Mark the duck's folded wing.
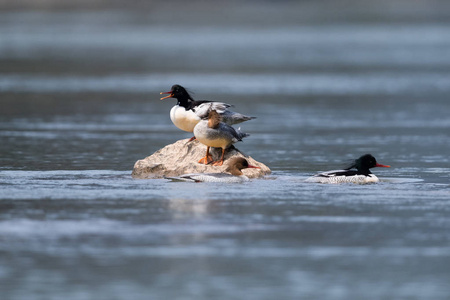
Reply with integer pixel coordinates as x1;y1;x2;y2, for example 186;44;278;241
314;169;358;178
164;175;199;182
193;102;233;119
305;169;361;183
165;173;244;183
220;110;256;125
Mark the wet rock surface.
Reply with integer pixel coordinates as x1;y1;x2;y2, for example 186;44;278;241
132;139;271;179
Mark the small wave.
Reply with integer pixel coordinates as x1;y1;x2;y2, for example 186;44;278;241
1;72;450;95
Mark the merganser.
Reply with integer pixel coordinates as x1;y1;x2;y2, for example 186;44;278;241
160;84;255;135
305;154;390;184
194;110;249;166
165;157;260;183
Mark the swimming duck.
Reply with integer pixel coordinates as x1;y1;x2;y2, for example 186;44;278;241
305;154;390;184
165;157;259;183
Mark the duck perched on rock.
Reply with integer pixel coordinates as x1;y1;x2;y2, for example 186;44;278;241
160;84;255;139
194;110;249;166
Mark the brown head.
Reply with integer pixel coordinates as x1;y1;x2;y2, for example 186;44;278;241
207;110;221;129
225;157;260;176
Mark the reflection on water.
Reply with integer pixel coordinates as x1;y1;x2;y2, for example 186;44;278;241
169;198;212;219
1;4;450;300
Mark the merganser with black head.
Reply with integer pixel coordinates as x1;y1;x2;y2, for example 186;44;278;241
160;84;255;136
194;110;249;166
165;157;260;183
305;154;390;184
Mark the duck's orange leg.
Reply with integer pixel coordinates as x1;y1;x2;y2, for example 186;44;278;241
212;148;225;166
198;146;213;164
187;136;196;142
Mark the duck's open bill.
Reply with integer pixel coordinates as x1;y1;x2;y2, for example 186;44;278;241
160;91;173;100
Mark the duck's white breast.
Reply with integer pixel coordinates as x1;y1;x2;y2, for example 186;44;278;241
193;121;232;149
170;105;201;133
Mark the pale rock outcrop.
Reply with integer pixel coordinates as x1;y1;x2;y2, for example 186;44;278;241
132;139;271;179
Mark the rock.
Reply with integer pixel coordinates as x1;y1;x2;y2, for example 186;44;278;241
132;139;271;179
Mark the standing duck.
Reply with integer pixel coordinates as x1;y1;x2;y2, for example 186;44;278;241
165;157;260;183
160;84;255;137
194;110;249;166
305;154;390;184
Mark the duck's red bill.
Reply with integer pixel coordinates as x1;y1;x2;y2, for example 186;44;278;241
247;165;260;169
375;163;390;168
159;91;173;100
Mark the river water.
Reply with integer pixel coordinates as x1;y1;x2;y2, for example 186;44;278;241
1;4;450;300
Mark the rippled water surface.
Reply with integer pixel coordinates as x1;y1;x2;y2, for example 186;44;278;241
1;4;450;300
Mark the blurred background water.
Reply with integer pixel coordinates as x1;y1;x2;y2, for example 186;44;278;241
0;1;449;299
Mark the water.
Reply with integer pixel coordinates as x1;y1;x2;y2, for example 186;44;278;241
1;3;450;300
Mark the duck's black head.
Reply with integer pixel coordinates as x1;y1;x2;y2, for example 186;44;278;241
348;154;390;172
160;84;194;105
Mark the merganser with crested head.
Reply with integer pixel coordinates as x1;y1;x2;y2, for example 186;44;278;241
160;84;255;136
305;154;390;184
194;110;249;166
165;157;260;183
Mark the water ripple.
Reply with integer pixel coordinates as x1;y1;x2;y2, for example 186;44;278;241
1;72;450;95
